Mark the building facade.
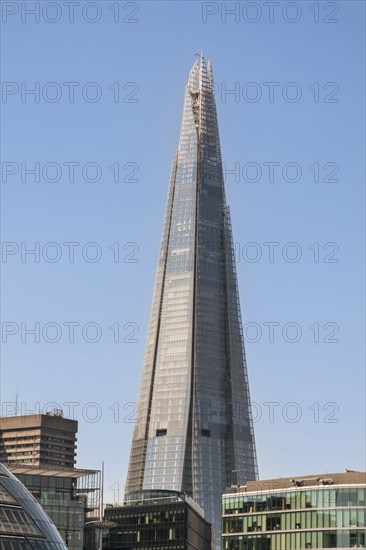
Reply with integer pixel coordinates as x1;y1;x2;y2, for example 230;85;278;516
125;53;258;548
222;471;366;549
103;489;211;549
0;412;100;549
8;465;101;550
0;412;77;468
0;461;67;549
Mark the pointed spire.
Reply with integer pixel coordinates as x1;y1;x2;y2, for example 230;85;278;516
199;51;205;70
199;51;207;93
207;59;214;87
125;55;258;549
188;55;199;94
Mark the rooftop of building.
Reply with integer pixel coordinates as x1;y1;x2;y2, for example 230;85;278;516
0;411;78;430
5;463;98;478
224;471;366;496
105;489;206;519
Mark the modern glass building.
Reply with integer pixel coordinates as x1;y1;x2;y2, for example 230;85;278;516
9;465;101;550
125;54;258;548
103;489;211;549
222;471;366;549
0;461;67;549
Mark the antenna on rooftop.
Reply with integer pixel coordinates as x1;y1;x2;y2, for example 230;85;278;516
15;390;19;415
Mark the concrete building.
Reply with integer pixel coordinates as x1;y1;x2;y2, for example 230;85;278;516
0;412;100;549
222;471;366;549
0;411;77;468
103;489;212;549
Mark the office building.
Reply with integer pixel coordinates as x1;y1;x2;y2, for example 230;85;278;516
0;411;77;469
104;489;211;549
0;412;100;549
9;464;101;550
222;471;366;549
0;461;67;549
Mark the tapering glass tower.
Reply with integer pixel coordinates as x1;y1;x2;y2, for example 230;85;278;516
125;54;258;548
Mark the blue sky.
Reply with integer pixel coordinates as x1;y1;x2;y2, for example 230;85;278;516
1;1;365;500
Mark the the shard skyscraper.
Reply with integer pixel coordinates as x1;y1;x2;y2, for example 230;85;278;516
125;54;258;548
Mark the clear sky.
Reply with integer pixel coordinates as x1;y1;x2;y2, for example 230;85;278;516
1;1;365;501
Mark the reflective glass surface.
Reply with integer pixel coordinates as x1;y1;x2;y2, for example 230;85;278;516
126;55;258;548
15;473;84;550
0;463;67;549
105;491;211;549
222;486;366;549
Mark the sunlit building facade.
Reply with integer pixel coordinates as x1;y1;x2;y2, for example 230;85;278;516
0;413;100;549
125;54;258;548
0;412;77;469
222;471;366;549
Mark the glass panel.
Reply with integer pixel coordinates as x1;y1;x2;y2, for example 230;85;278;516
125;55;258;548
0;507;42;536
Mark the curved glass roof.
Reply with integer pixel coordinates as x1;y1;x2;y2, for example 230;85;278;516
0;462;67;549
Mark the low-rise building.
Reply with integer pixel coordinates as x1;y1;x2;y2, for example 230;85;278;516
104;489;212;549
222;471;366;549
0;462;68;549
0;412;100;549
8;464;100;550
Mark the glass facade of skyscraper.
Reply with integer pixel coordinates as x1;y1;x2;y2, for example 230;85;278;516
125;54;258;548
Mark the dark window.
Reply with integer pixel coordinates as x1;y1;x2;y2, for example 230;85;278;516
201;429;211;437
156;429;167;437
